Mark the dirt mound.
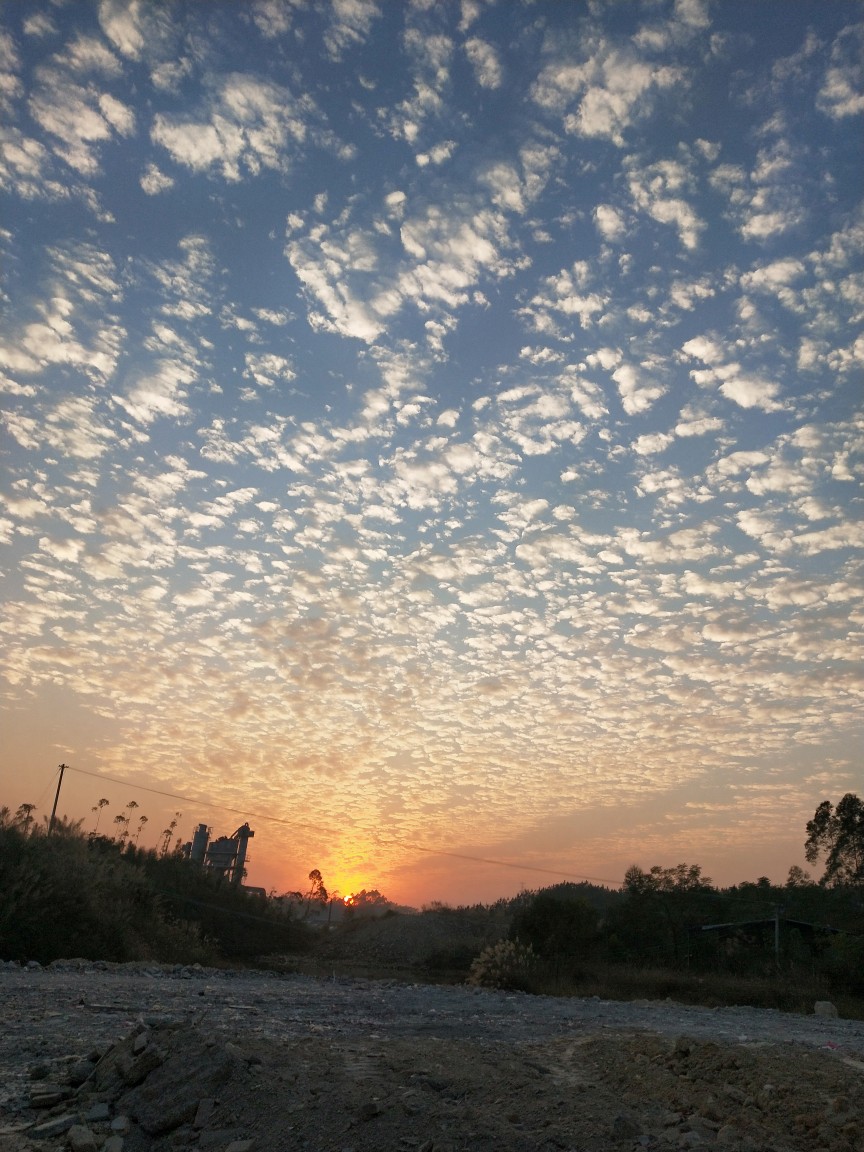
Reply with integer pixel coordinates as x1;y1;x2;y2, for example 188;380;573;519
7;1015;864;1152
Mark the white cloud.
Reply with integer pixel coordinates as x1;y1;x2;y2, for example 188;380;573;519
522;262;607;333
817;23;864;119
0;128;61;200
718;375;781;411
612;363;666;415
116;359;196;425
250;0;302;39
668;277;715;311
140;162;174;195
709;137;804;242
633;432;674;455
416;139;457;167
674;415;724;437
244;352;296;389
0;243;123;383
324;0;382;61
618;524;720;565
681;337;782;411
593;203;626;241
627;157;704;249
58;35;122;76
23;13;57;38
532;43;683;146
98;92;135;135
464;37;502;89
477;161;525;213
29;72;133;174
287;234;385;342
383;200;520;322
152;74;317;181
98;0;148;59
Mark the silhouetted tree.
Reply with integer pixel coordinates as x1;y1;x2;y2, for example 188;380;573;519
160;812;181;856
615;863;716;967
91;798;109;835
134;814;148;845
786;864;813;888
344;889;389;916
805;794;864;886
509;890;599;971
303;869;328;917
14;804;36;835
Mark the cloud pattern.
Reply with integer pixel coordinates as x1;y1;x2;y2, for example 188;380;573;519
1;1;862;900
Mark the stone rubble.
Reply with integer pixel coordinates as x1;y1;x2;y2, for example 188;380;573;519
0;961;862;1152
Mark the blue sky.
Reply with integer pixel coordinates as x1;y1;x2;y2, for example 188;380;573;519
1;0;862;903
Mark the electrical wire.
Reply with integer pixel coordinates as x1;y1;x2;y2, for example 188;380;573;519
61;763;623;886
53;765;794;906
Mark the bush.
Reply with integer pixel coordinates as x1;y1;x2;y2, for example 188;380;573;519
467;939;536;990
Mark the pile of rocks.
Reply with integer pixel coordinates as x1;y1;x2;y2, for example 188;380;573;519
9;1022;258;1152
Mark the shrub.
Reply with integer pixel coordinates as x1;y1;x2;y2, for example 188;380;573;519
467;939;536;990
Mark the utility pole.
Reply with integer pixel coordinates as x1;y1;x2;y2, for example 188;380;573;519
48;763;68;836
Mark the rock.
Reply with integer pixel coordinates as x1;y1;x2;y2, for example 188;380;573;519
85;1101;112;1123
102;1139;125;1152
225;1142;255;1152
193;1097;216;1129
118;1044;163;1086
28;1113;78;1139
68;1124;98;1152
814;1000;839;1018
117;1031;237;1135
68;1059;97;1086
29;1083;72;1107
111;1115;132;1134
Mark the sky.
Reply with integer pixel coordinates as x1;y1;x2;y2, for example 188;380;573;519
0;0;862;907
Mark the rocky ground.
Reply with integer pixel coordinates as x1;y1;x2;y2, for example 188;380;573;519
1;961;863;1152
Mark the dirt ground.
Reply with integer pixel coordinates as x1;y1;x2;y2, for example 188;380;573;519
2;963;863;1152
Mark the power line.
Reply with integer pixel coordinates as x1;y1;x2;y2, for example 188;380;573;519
381;837;619;884
61;764;623;886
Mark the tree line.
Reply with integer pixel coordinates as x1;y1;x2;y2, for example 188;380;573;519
482;794;864;992
1;792;861;991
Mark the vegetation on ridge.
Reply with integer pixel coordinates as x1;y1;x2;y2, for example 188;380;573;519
0;794;861;1017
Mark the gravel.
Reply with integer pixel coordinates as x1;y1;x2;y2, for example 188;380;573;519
2;961;863;1151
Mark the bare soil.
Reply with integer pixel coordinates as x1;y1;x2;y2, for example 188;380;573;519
1;962;863;1152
